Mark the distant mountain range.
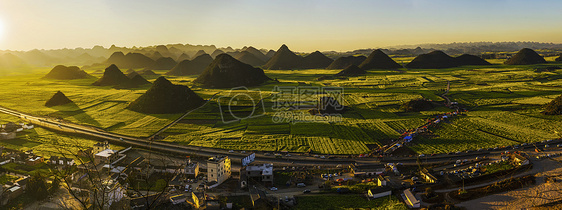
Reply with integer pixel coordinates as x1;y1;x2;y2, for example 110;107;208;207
1;41;561;70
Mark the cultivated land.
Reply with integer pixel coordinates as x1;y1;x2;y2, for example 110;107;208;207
0;58;561;156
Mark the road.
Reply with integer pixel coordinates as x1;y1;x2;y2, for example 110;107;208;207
0;106;355;166
1;104;560;167
148;93;219;140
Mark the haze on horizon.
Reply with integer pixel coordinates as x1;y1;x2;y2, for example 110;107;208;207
0;0;561;52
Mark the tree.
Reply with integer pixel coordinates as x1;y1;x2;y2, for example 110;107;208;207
49;177;61;194
27;173;49;200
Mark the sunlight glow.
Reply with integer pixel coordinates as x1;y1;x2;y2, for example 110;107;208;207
0;19;4;42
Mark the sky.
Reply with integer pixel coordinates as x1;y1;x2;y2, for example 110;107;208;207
0;0;561;52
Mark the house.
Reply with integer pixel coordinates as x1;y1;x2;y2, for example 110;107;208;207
91;179;125;209
512;154;529;166
206;199;221;210
93;141;110;155
167;174;186;191
190;192;201;209
77;148;93;158
129;193;166;210
22;124;34;130
368;186;392;199
119;156;154;180
403;189;420;208
249;186;271;210
169;194;187;205
50;156;75;168
94;149;117;165
1;185;23;205
377;175;387;186
350;164;386;177
15;177;29;190
207;156;231;186
243;163;274;184
27;156;43;166
420;168;438;183
1;122;19;132
0;131;16;140
185;160;199;178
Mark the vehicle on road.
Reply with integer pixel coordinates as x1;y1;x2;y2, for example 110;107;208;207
297;183;306;188
270;187;278;191
303;189;311;193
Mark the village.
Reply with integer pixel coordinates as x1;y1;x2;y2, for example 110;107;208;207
0;120;561;209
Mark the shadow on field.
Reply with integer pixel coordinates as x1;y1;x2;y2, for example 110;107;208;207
49;102;102;127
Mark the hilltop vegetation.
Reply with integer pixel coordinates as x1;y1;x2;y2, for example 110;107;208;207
166;54;213;76
264;44;303;70
45;91;73;107
43;65;91;80
504;48;547;65
359;49;402;70
406;51;491;69
327;55;366;69
92;64;150;88
543;94;562;115
127;77;205;114
194;54;271;88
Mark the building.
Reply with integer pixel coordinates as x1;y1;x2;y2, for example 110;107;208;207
77;148;93;158
185;160;199;178
1;122;19;132
420;168;438;183
377;175;387;186
15;177;28;190
1;185;23;205
403;189;420;208
249;186;270;210
93;141;110;155
27;156;43;166
169;194;187;205
92;179;125;209
368;186;392;199
94;149;117;165
0;131;16;140
130;194;166;210
512;154;530;166
244;163;274;183
50;156;75;168
350;164;386;177
207;156;231;186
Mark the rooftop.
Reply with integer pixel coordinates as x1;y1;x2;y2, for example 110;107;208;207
95;149;117;158
208;156;229;163
246;164;273;175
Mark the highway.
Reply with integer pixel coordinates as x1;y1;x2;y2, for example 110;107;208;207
0;106;355;166
1;104;560;167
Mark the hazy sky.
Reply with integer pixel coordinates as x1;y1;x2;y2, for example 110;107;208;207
0;0;561;52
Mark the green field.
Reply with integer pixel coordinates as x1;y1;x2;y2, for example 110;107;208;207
0;62;561;155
